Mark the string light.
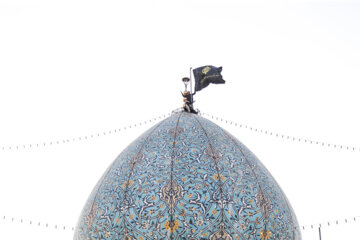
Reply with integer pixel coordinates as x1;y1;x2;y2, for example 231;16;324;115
1;215;74;231
300;216;360;230
0;112;172;151
1;212;358;234
200;112;360;152
2;111;358;153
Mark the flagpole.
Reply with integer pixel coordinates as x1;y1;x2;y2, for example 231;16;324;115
189;67;193;93
189;67;193;104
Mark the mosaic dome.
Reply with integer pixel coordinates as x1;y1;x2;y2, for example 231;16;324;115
74;112;301;240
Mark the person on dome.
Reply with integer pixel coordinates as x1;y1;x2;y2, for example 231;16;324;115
181;77;197;114
182;90;197;113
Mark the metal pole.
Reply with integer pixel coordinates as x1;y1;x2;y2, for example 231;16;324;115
189;67;193;93
189;67;193;103
318;227;322;240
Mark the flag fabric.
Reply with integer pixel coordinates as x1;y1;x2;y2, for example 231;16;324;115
193;65;225;92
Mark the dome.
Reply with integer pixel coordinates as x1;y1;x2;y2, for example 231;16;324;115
74;112;301;240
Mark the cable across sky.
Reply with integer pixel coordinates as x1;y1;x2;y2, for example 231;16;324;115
1;112;359;153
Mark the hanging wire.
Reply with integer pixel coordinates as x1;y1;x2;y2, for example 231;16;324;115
0;113;172;151
1;214;74;231
2;111;359;153
200;112;360;152
1;212;359;234
300;215;360;231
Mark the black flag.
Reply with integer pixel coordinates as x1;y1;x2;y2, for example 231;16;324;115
193;65;225;92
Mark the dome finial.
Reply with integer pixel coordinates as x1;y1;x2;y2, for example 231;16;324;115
181;66;225;114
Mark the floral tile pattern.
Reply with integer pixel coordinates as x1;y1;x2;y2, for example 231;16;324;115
74;112;301;240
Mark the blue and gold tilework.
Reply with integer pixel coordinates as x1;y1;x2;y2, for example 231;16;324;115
74;112;301;240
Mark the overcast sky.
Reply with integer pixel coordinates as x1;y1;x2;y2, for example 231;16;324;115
1;0;360;239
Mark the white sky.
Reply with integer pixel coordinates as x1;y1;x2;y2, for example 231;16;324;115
1;0;360;239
